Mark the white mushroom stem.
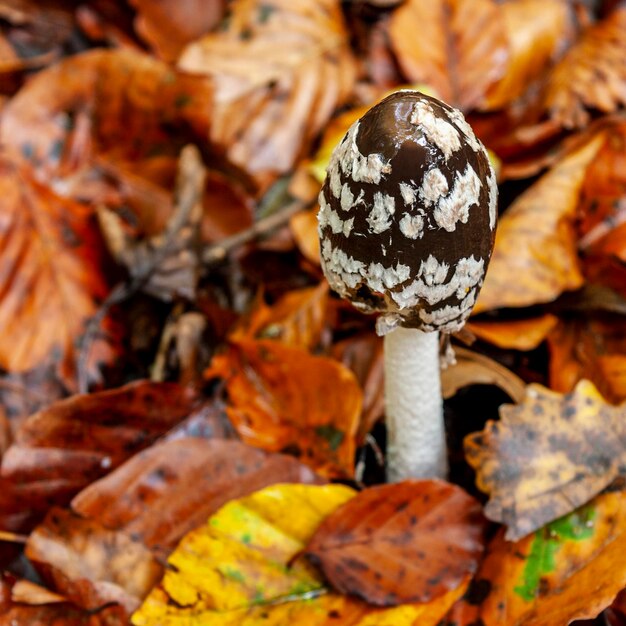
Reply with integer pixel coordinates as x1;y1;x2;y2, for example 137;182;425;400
384;326;447;482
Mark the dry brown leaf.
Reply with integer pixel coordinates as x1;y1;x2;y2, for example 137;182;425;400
475;133;605;313
178;0;357;192
544;5;626;128
441;347;526;402
467;315;559;351
465;380;626;540
483;0;575;110
130;0;225;62
387;0;508;110
205;338;361;478
0;156;110;375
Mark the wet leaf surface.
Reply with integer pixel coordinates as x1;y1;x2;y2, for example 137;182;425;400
465;380;626;540
305;480;487;605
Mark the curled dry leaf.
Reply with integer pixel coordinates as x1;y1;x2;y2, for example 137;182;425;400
133;483;466;626
72;438;322;559
0;156;110;376
483;0;575;110
465;380;626;540
178;0;357;191
441;346;526;403
387;0;508;110
305;480;487;606
0;381;197;533
25;508;162;617
475;133;605;314
205;338;361;478
544;5;626;128
130;0;225;62
231;283;330;350
444;492;626;626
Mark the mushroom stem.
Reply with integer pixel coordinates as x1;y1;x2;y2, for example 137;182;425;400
384;327;447;481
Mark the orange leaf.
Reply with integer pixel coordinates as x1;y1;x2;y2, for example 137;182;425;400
178;0;357;192
465;380;626;540
305;480;487;605
387;0;508;110
205;339;361;478
467;315;559;351
290;208;321;265
0;157;109;374
475;133;604;313
544;6;626;128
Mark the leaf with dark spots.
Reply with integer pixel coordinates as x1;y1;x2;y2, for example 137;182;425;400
72;438;322;559
304;480;487;606
0;381;197;533
465;380;626;540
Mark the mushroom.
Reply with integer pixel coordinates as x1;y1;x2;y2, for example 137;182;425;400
318;91;497;481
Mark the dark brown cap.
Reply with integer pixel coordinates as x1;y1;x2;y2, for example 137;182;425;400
318;90;497;335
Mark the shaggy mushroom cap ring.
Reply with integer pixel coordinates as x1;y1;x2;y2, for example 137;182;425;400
318;91;497;337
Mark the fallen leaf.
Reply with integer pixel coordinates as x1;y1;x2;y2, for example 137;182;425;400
444;491;626;625
132;483;466;626
130;0;225;62
0;156;110;376
475;132;605;313
289;208;321;265
231;283;330;350
465;379;626;540
0;381;197;532
305;480;486;606
547;317;626;404
10;579;66;605
483;0;575;110
72;438;322;559
441;346;526;403
178;0;357;192
26;508;162;616
544;5;626;128
467;315;559;351
387;0;508;109
205;338;361;477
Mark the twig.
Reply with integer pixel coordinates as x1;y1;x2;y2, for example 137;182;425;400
76;146;206;394
0;530;28;544
202;199;305;266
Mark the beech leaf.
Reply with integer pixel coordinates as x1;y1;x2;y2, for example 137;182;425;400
465;379;626;540
304;480;487;606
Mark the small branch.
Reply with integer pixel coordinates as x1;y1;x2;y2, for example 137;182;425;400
0;530;28;544
202;200;305;266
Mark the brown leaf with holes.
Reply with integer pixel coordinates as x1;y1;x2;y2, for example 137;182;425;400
475;132;605;313
544;6;626;129
72;438;322;559
387;0;508;110
178;0;357;192
483;0;575;110
0;381;197;533
305;480;487;606
0;156;111;376
130;0;225;62
547;317;626;404
25;508;162;617
205;338;361;477
465;380;626;540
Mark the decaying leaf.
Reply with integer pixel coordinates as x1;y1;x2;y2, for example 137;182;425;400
289;208;321;265
132;483;467;626
0;381;197;532
544;5;626;128
305;480;487;606
387;0;508;110
72;438;322;558
475;133;605;313
465;379;626;540
25;508;162;616
467;315;559;351
178;0;357;191
205;338;361;477
441;347;526;403
444;491;626;625
0;156;110;375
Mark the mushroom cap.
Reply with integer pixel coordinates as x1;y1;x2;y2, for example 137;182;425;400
318;90;497;335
